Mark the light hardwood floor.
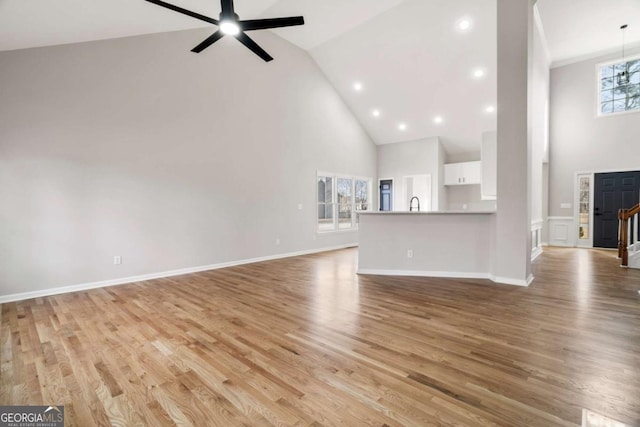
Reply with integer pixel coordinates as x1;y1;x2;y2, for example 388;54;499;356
1;247;640;426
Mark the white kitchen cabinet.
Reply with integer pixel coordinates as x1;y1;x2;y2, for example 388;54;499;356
481;131;497;200
444;161;481;186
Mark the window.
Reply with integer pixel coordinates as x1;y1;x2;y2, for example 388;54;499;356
598;56;640;116
578;176;590;240
317;173;371;232
317;176;334;232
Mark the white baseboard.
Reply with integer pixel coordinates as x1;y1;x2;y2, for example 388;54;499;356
357;268;532;287
489;274;533;287
0;244;357;304
357;269;491;280
531;246;543;261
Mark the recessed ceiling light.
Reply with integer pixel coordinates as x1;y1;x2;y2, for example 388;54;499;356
220;20;240;36
433;116;444;124
485;105;495;113
372;109;381;117
398;122;407;131
457;18;472;32
473;68;485;79
353;82;363;91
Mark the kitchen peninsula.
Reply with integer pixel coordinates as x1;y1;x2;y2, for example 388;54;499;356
358;210;496;280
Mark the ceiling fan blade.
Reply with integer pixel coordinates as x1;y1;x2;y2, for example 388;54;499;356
145;0;218;25
191;31;225;53
220;0;235;17
235;32;273;62
240;16;305;31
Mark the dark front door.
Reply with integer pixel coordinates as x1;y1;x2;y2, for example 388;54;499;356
593;171;640;248
379;180;393;211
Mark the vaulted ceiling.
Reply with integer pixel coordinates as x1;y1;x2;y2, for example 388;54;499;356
1;0;639;153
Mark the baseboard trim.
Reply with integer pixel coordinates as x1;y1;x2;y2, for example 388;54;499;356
0;244;357;304
357;268;532;287
531;246;543;262
358;269;491;280
489;274;533;287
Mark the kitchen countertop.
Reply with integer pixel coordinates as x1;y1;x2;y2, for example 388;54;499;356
357;210;496;215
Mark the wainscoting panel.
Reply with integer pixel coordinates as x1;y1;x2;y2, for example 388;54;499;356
547;217;576;247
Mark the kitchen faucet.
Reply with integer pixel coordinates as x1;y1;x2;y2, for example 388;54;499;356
409;196;420;212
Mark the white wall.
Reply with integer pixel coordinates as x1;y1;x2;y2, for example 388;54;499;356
447;185;496;211
377;137;445;211
0;29;377;298
549;46;640;218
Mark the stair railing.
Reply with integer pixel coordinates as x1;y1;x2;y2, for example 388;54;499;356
618;203;640;266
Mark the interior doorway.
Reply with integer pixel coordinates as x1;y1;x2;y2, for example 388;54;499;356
379;179;393;211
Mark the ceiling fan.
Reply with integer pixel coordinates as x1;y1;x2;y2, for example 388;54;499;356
145;0;305;62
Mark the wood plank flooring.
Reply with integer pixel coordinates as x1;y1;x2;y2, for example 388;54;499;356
1;247;640;426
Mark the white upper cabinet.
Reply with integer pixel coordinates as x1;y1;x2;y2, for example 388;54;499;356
444;161;481;186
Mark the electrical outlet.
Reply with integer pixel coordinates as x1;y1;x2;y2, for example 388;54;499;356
297;204;303;210
407;249;413;259
113;256;122;265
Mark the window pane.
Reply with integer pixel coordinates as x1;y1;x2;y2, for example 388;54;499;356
615;72;629;87
600;65;614;78
613;86;627;100
601;77;614;90
614;63;626;74
613;99;626;112
579;226;589;239
317;203;334;231
338;206;352;229
600;89;613;102
580;177;589;191
630;72;640;85
629;60;640;74
336;178;353;229
355;180;369;211
628;83;640;98
317;176;332;203
337;178;352;205
627;96;640;110
601;102;613;114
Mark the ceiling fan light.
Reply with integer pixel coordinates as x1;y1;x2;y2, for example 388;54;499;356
220;20;240;35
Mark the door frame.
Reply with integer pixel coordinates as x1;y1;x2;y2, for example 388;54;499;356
573;168;640;249
378;177;394;212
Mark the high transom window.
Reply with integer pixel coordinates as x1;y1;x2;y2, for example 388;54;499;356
598;56;640;116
